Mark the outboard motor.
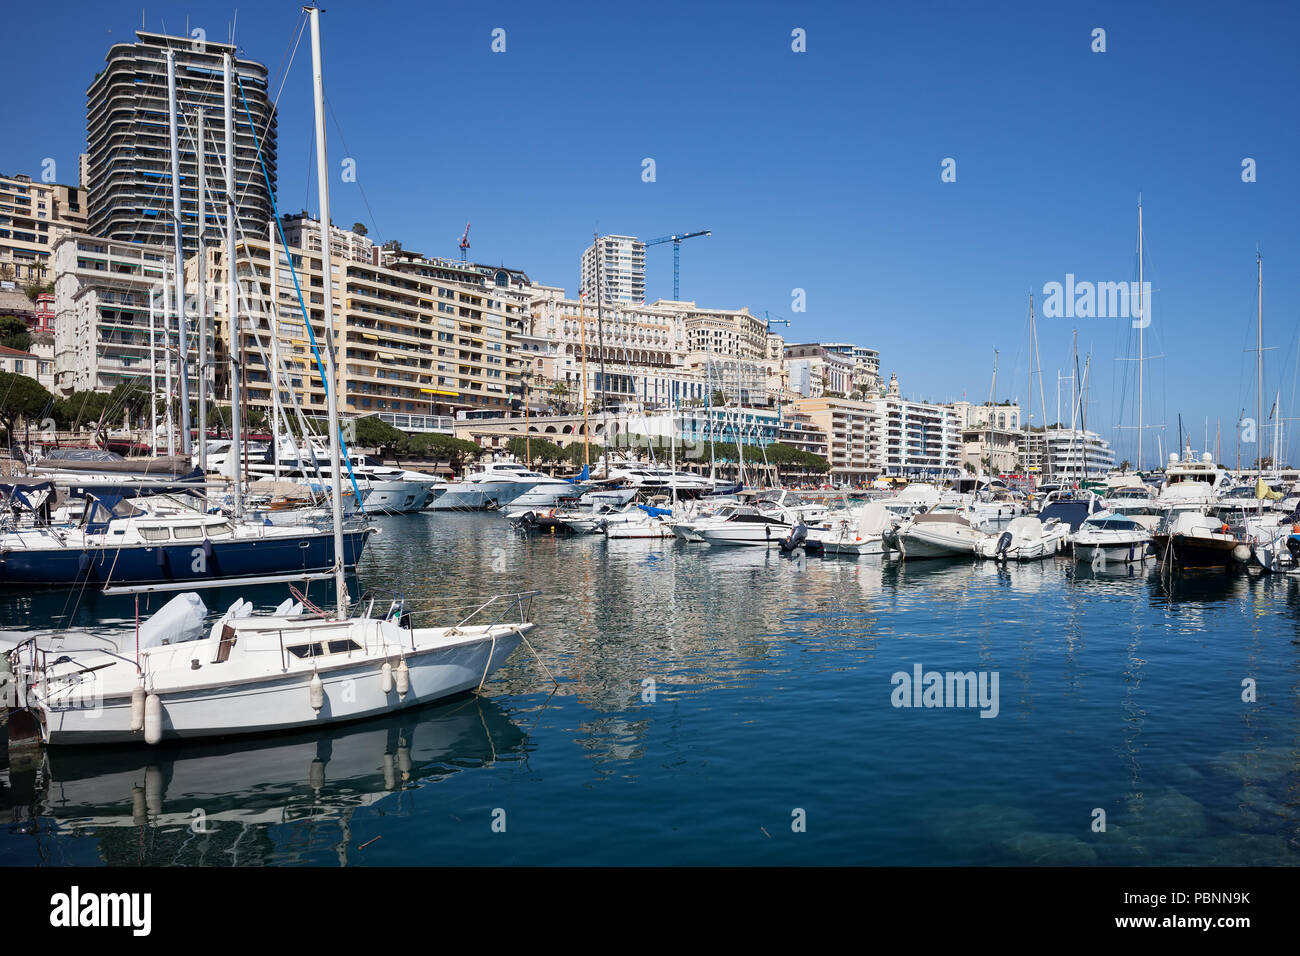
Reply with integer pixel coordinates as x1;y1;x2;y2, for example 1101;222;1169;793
995;530;1014;561
779;522;808;554
1285;534;1300;566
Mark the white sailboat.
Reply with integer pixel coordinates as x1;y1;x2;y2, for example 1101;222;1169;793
3;8;537;749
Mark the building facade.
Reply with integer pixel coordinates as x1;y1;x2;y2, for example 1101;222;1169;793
580;235;646;304
0;173;87;284
792;396;877;483
52;233;191;395
195;236;528;423
86;31;276;256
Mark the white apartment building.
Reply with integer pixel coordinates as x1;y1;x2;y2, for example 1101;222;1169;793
822;343;881;394
867;392;963;479
52;233;197;395
785;343;855;398
280;212;375;265
581;235;646;304
1022;428;1115;480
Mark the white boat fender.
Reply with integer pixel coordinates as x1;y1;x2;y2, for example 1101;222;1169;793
144;693;163;745
383;752;396;791
131;785;147;826
131;684;146;732
395;660;410;699
309;672;325;711
397;738;412;778
1232;544;1252;563
145;764;164;816
381;661;394;694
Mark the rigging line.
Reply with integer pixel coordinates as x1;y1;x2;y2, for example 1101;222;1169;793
235;71;367;512
323;91;386;246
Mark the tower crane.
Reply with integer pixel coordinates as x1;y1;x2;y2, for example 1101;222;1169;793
644;230;710;300
458;222;471;262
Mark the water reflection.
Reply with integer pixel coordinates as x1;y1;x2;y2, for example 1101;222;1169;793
3;697;526;866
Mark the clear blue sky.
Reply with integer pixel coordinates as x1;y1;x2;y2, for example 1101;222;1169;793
5;1;1298;466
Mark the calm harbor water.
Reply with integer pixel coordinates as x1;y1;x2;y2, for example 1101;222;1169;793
2;512;1298;866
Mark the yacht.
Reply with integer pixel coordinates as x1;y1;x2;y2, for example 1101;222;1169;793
425;461;548;511
210;441;438;514
1155;448;1228;512
605;464;715;498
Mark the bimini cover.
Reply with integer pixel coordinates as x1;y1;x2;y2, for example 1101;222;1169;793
138;593;209;650
856;502;893;536
638;504;673;517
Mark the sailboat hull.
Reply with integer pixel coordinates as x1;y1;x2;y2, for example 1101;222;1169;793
33;624;526;745
0;529;370;587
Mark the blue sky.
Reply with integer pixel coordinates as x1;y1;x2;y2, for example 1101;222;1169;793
5;0;1298;466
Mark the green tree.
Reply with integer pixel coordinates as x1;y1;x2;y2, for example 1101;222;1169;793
53;390;111;430
399;432;484;472
352;222;368;237
0;371;53;445
353;414;405;452
0;315;31;353
108;380;154;427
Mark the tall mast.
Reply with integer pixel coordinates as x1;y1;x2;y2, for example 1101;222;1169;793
308;5;349;616
1257;250;1263;511
1137;197;1144;472
164;267;175;456
224;54;243;518
593;232;609;441
578;292;590;468
987;348;997;478
196;108;208;472
149;285;160;453
270;220;282;481
165;49;192;455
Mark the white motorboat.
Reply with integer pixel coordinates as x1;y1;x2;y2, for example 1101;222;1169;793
696;505;796;547
804;501;892;556
425;461;548;511
1071;511;1153;564
895;503;980;559
974;514;1069;561
1156;448;1228;512
604;504;676;539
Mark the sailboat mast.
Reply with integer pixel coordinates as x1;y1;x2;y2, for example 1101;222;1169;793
196;108;208;473
578;292;590;468
1137;198;1144;472
269;220;282;481
165;49;192;456
224;54;243;519
308;5;349;616
1257;251;1263;514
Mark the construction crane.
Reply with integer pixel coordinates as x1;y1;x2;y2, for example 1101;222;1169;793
760;310;791;334
644;230;710;300
458;222;471;262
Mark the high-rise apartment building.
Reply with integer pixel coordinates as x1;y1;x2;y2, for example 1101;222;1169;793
580;235;645;304
86;31;276;255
